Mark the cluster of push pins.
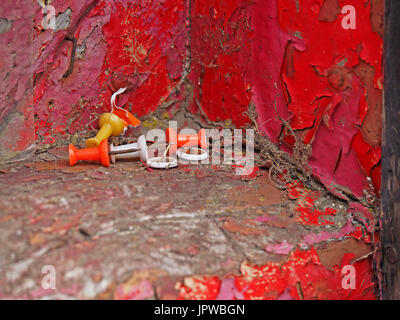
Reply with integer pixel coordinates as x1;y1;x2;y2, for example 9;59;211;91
69;89;209;169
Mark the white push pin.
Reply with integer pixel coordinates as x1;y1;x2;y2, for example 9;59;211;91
109;135;148;163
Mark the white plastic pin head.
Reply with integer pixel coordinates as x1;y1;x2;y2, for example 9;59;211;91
109;135;148;163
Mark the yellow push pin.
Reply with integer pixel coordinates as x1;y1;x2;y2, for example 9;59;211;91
86;113;125;148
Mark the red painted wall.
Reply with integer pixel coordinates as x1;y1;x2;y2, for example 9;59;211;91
31;0;188;144
0;0;382;197
0;2;36;162
188;0;382;199
0;0;383;301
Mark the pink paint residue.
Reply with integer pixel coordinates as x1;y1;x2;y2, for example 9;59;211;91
265;240;294;255
301;219;355;247
215;278;245;300
114;279;154;300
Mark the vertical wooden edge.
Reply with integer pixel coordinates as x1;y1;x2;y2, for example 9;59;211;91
381;0;400;300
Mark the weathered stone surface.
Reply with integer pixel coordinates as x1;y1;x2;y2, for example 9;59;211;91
0;150;376;299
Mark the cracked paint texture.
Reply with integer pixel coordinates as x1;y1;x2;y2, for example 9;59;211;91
1;0;187;150
0;2;36;162
187;0;383;198
277;0;382;198
177;248;375;300
0;0;382;300
0;156;377;300
0;0;382;199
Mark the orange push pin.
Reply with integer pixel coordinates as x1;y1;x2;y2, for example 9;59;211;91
111;88;141;127
166;128;207;154
86;113;125;148
69;139;141;167
69;139;111;167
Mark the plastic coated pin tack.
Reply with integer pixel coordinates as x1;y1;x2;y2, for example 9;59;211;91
86;113;125;148
165;128;207;154
69;139;110;167
176;147;209;162
109;135;148;163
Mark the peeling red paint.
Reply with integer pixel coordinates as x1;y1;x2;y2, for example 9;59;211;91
247;0;303;142
0;2;36;160
276;0;382;197
99;0;187;118
2;0;383;200
189;0;252;127
0;0;382;300
31;0;110;141
178;247;376;300
296;203;337;226
351;130;381;192
285;180;338;226
187;0;382;199
26;0;187;144
286;180;311;200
